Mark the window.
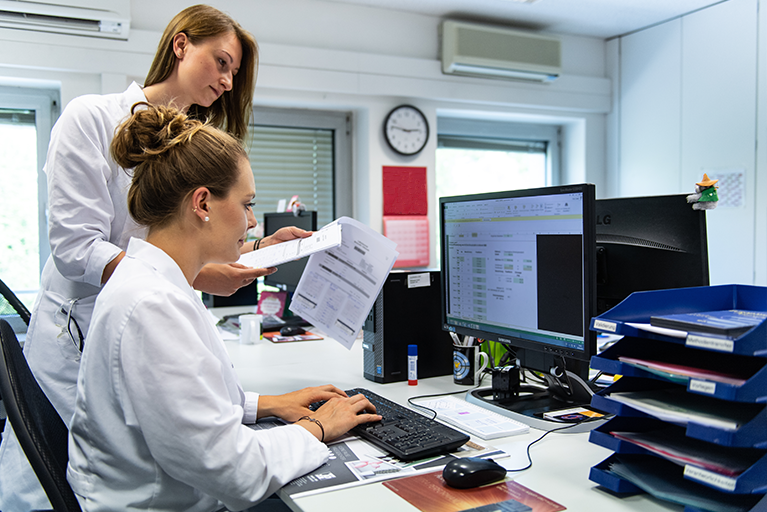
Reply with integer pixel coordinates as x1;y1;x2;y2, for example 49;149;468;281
437;136;548;198
0;86;59;308
436;117;559;199
246;108;352;233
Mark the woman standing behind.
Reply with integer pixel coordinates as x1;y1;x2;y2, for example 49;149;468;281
0;6;308;510
68;103;378;511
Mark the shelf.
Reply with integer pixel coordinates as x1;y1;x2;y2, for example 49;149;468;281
591;336;766;403
591;377;767;448
589;285;767;357
589;416;767;494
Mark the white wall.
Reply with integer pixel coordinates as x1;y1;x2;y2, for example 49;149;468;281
0;0;610;268
608;0;764;286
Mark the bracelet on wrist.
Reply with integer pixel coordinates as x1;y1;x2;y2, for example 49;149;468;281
296;415;324;443
254;238;262;251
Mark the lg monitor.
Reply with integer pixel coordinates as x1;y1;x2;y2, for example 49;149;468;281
263;211;318;292
595;194;709;315
440;184;597;427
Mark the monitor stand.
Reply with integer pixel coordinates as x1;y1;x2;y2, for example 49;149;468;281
465;374;607;433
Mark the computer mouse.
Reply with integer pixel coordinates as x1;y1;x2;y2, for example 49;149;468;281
442;457;507;489
279;325;305;336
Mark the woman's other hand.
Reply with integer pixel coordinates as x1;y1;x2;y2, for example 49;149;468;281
256;226;312;250
193;262;275;296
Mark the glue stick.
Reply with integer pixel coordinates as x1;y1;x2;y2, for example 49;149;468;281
408;344;418;385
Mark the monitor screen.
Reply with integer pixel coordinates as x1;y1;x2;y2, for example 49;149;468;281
263;211;318;292
596;194;709;315
440;184;597;383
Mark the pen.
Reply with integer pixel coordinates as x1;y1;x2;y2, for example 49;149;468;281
449;332;461;346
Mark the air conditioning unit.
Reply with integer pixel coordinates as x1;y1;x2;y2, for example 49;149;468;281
0;0;130;40
441;20;561;82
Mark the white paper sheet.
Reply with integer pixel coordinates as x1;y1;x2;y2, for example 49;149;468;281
288;216;399;349
236;222;343;268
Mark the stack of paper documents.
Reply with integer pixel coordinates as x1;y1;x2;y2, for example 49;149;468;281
239;217;399;349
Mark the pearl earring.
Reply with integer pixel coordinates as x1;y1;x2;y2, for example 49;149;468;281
204;216;210;222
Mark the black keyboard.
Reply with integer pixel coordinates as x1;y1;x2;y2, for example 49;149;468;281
329;388;470;461
261;315;310;333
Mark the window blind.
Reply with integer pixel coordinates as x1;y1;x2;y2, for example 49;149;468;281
438;135;547;153
246;125;334;230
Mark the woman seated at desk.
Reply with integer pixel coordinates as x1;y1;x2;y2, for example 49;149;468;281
66;103;381;511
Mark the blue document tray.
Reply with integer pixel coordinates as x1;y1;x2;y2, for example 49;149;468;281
591;336;767;403
589;416;673;453
590;417;767;494
591;453;766;509
684;492;767;512
588;454;643;495
590;285;767;357
591;377;767;449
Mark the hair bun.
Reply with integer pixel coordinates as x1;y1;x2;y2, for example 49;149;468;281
111;102;204;169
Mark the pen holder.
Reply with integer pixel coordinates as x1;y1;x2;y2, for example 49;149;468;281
453;344;489;385
239;314;262;344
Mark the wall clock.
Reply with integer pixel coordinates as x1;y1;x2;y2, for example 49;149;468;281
383;105;429;156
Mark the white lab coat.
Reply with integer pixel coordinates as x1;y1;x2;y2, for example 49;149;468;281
0;83;148;511
67;238;329;511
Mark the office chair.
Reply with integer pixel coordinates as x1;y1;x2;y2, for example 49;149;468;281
0;278;31;326
0;319;81;512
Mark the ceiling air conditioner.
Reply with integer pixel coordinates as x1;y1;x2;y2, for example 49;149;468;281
0;0;130;40
441;20;560;82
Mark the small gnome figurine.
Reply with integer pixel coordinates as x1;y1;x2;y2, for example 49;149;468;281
687;173;719;210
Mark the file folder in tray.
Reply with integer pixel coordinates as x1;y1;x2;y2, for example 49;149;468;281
589;416;767;495
590;377;767;449
590;336;767;402
589;453;767;511
589;284;767;357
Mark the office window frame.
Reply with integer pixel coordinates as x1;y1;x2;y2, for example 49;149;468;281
248;107;352;228
0;85;59;297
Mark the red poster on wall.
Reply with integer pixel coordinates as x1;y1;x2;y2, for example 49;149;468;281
382;166;428;216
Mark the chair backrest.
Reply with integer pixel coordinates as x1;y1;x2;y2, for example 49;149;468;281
0;319;81;512
0;278;31;326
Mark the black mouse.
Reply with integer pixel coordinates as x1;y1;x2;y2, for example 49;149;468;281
442;457;507;489
279;326;305;336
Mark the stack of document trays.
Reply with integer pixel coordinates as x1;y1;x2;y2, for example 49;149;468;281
586;285;767;512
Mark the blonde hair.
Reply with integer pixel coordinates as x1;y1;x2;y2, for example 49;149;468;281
145;4;258;140
112;103;246;229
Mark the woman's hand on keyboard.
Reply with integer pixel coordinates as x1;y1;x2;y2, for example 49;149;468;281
257;384;348;422
310;393;381;443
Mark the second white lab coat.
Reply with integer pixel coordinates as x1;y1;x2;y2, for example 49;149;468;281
67;238;329;511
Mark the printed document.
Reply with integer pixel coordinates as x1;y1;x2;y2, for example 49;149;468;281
289;216;398;349
237;222;342;268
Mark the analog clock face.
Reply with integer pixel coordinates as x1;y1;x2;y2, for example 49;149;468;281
384;105;429;156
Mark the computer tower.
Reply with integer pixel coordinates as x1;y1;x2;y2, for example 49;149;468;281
362;270;453;383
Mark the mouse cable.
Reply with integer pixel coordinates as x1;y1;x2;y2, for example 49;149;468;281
407;373;489;420
506;418;591;473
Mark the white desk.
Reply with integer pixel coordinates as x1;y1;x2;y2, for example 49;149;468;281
214;308;682;512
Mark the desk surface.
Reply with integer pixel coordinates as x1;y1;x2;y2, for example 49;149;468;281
214;307;682;512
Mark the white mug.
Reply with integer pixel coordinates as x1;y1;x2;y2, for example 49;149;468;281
453;344;490;385
239;314;262;344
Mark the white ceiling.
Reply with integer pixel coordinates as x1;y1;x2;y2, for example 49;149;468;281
322;0;727;39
